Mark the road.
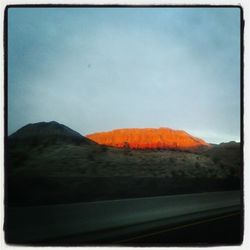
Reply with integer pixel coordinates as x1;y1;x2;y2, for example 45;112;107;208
110;212;242;245
5;190;241;244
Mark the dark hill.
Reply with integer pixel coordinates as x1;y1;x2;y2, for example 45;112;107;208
203;141;242;172
9;121;95;146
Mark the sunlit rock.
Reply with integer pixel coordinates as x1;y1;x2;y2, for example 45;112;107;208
86;128;210;150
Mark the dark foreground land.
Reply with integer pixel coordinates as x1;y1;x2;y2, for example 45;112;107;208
5;191;242;245
6;122;242;206
7;176;241;206
5;122;243;245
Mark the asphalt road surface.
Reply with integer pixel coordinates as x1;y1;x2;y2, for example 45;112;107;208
110;212;242;245
5;190;242;245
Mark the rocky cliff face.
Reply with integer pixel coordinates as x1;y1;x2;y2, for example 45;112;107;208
86;128;210;150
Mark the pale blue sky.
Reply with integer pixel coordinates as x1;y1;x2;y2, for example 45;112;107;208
8;7;241;143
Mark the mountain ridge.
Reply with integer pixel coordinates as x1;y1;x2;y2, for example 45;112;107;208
86;127;210;150
7;121;241;206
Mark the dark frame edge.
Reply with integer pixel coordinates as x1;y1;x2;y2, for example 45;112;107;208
3;4;245;247
4;3;244;8
3;4;9;245
239;4;245;246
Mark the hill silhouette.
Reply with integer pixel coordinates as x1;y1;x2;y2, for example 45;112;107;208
9;121;95;146
86;128;210;150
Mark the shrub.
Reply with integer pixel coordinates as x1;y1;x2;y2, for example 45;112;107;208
87;152;95;161
195;162;200;168
123;142;131;156
101;145;108;152
220;163;225;169
169;157;175;164
212;156;220;164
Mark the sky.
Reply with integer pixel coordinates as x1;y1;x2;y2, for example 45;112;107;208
8;7;241;144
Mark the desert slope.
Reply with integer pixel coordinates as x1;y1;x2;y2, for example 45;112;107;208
7;122;241;206
86;128;210;150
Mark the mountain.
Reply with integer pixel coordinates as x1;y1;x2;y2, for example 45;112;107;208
86;128;210;150
6;122;241;206
9;121;95;146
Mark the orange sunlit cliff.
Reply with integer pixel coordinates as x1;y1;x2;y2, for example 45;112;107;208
86;128;210;150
